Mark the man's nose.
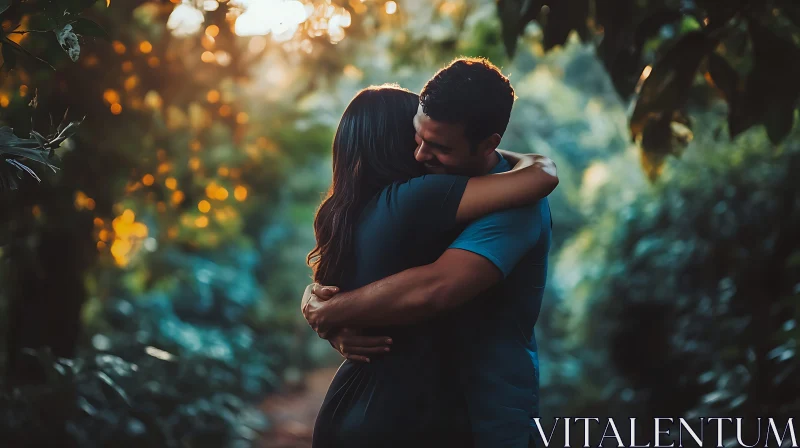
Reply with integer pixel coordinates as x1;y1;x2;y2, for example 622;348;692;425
415;143;432;162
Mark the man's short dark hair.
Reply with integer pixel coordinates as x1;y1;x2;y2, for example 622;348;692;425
419;57;516;147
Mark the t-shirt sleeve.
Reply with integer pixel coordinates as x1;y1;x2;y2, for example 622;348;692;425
384;174;469;234
448;201;544;278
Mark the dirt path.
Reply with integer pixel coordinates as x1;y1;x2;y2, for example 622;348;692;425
257;367;338;448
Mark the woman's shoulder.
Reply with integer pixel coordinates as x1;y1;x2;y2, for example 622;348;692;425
368;174;469;218
383;174;468;197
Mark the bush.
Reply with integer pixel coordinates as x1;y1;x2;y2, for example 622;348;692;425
545;122;800;426
0;245;301;447
0;347;269;448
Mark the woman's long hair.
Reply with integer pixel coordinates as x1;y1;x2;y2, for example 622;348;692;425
307;85;424;285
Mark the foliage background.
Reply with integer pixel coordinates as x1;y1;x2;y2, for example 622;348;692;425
0;0;797;446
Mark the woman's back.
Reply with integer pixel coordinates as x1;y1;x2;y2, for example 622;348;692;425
312;175;473;448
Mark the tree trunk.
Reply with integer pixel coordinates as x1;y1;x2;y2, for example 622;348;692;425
4;195;93;387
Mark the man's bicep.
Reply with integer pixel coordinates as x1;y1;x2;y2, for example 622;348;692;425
433;249;503;299
448;205;542;278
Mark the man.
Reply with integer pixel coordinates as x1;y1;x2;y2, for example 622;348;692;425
302;57;553;448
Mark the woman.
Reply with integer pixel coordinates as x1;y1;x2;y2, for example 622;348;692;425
306;84;557;447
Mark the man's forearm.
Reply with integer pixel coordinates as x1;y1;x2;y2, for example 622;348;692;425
318;264;449;329
311;249;501;333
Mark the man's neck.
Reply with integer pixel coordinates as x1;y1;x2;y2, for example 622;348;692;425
479;150;500;175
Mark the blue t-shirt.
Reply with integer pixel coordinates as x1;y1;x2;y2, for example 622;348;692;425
447;153;552;448
313;157;552;448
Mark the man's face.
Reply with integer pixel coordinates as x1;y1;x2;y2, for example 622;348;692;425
413;105;485;176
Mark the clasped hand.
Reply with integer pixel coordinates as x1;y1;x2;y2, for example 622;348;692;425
301;283;392;363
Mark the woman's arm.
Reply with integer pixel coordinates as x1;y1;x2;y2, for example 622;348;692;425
455;151;557;224
495;149;528;168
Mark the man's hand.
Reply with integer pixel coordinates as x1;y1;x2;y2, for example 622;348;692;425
301;283;337;315
327;328;392;363
301;283;339;338
301;283;393;361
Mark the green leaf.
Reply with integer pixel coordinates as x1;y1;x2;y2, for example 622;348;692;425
707;52;739;102
25;13;60;32
639;113;672;180
542;0;590;51
95;371;132;405
629;31;717;177
706;51;755;139
497;0;544;58
1;37;55;70
680;16;702;32
630;31;717;141
0;126;46;149
51;117;84;147
742;20;800;144
596;5;683;99
55;24;80;62
30;130;47;149
0;126;65;173
0;163;20;191
6;158;41;182
57;107;71;134
70;17;109;40
498;0;523;58
1;146;53;168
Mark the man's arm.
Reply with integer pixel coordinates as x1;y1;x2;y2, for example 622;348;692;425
303;249;502;335
304;200;548;336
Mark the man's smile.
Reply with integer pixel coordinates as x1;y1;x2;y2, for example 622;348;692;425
424;163;446;173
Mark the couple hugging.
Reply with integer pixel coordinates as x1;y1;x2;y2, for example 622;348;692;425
300;57;559;448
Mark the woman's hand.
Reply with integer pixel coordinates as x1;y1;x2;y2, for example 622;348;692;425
529;154;557;177
327;328;393;363
497;149;557;177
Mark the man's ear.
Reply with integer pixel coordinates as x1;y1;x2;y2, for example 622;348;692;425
478;133;502;155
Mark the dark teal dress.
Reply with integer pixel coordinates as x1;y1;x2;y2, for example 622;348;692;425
311;175;473;448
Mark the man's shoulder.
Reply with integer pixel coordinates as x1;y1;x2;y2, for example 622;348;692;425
456;197;549;237
523;197;550;223
493;196;548;220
